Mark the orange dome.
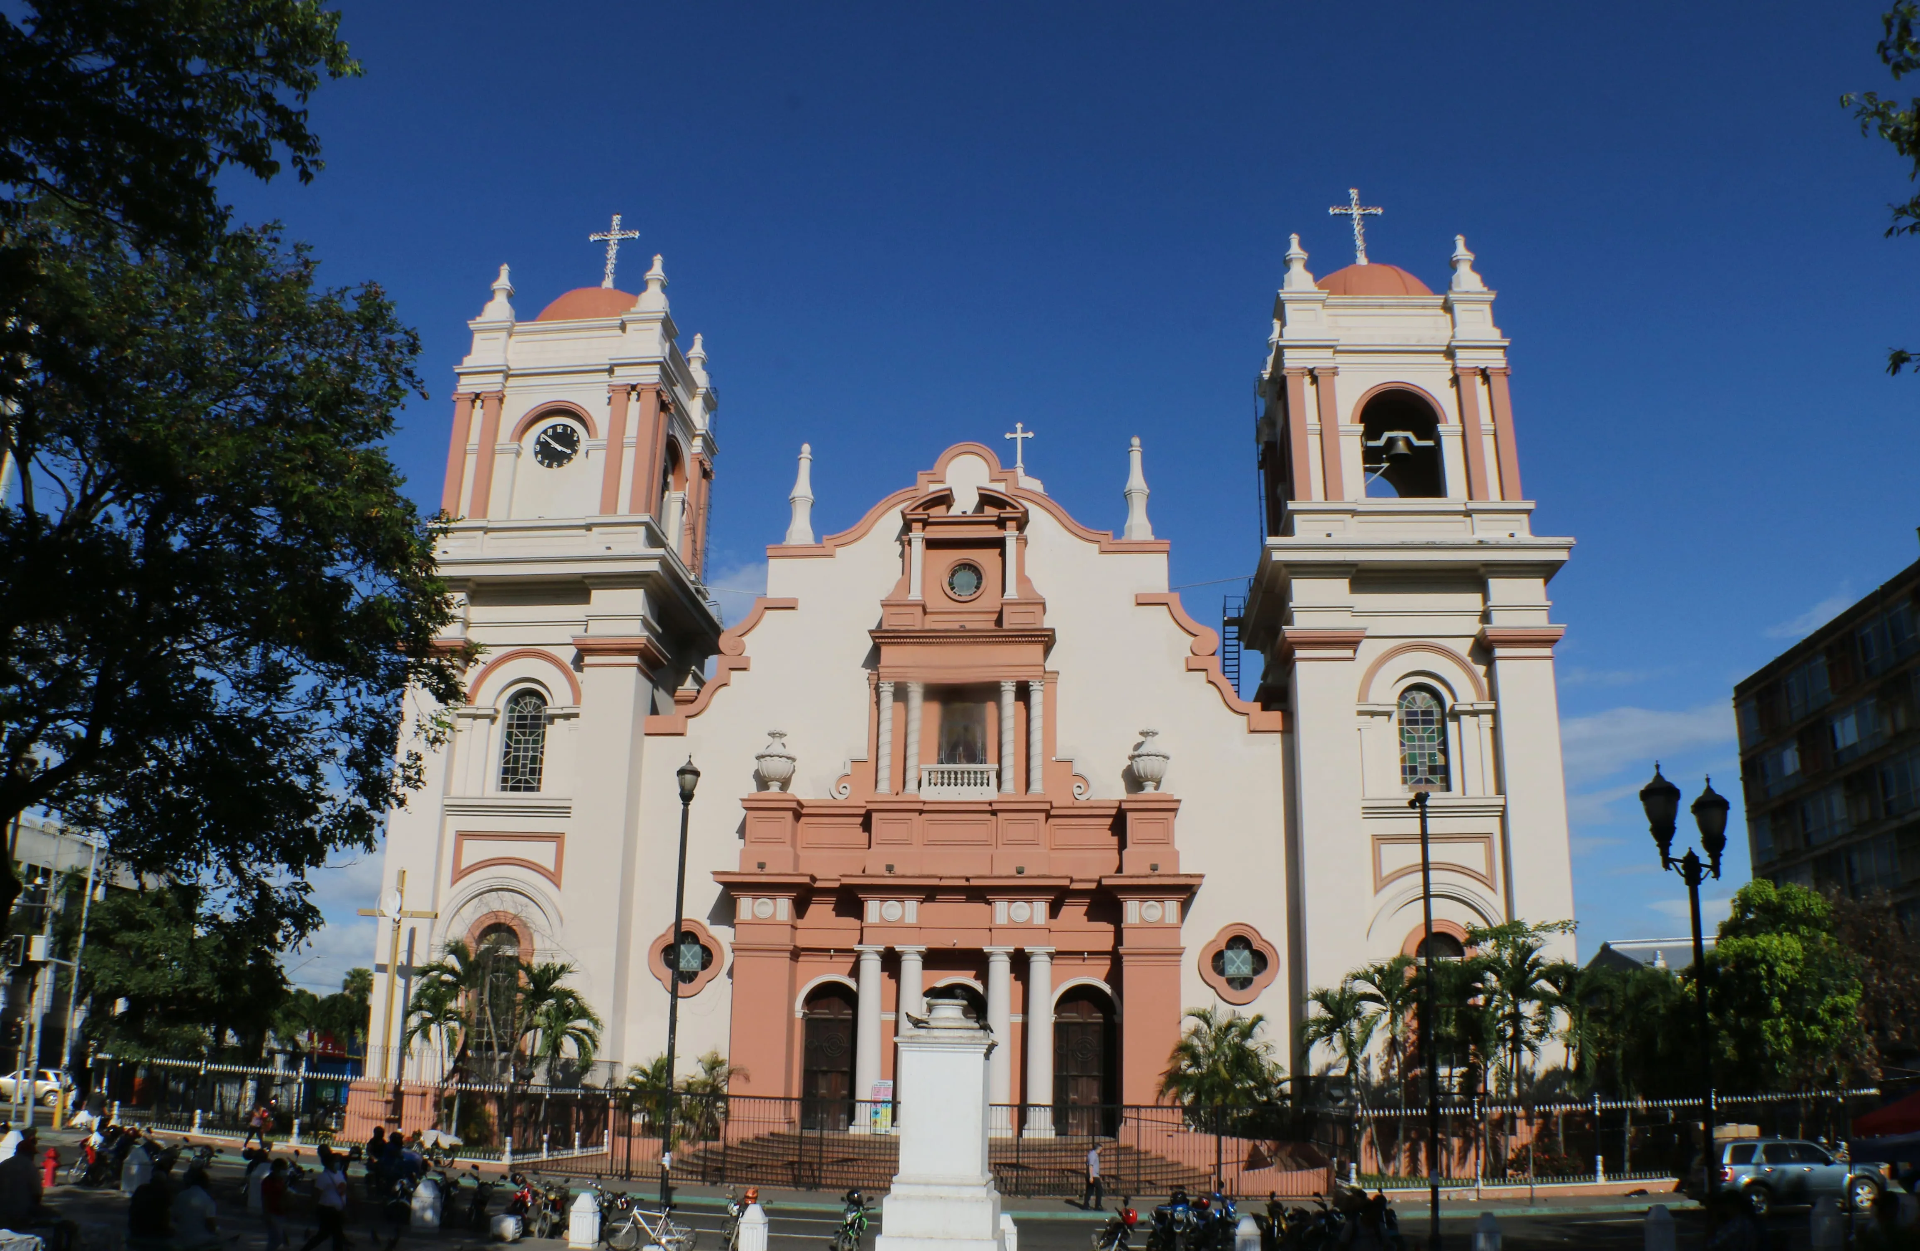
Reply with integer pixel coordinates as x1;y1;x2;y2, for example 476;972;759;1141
534;287;638;321
1317;264;1432;296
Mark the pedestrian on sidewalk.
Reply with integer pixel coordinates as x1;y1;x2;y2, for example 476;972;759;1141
244;1105;270;1150
1083;1144;1104;1210
260;1158;290;1251
297;1149;348;1251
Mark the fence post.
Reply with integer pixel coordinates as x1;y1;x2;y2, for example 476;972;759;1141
739;1203;768;1251
504;1135;513;1168
292;1117;302;1146
574;1130;581;1154
192;1108;201;1135
1644;1204;1675;1251
1594;1154;1604;1185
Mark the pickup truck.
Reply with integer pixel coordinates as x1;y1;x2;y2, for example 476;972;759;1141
0;1070;70;1107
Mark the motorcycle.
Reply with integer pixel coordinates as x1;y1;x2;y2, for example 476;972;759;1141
467;1165;500;1230
830;1189;872;1251
1146;1189;1198;1251
1091;1202;1138;1251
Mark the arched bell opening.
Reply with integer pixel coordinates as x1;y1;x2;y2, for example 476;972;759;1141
1360;389;1444;498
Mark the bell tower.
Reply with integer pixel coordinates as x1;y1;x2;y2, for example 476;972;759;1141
1240;224;1579;1040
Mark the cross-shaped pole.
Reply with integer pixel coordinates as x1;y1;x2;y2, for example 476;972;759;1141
1004;422;1035;471
357;868;438;1083
589;214;641;289
1328;188;1383;266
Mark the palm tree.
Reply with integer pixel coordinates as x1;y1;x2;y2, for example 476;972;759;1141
678;1050;747;1143
402;978;464;1076
516;961;602;1083
1302;983;1380;1081
1159;1007;1286;1129
1476;925;1576;1096
409;939;505;1079
1350;956;1418;1094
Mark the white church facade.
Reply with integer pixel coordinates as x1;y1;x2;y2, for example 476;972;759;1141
365;224;1576;1123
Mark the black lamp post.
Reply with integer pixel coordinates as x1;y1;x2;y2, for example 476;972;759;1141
1638;764;1729;1219
1408;787;1443;1251
659;756;701;1207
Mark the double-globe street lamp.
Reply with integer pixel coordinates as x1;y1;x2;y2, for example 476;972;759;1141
659;757;701;1207
1637;764;1730;1216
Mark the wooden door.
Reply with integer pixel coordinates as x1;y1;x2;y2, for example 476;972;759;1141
801;987;856;1131
1053;990;1117;1137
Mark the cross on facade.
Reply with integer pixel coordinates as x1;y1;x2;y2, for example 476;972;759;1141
1328;188;1383;266
1004;422;1035;471
589;214;641;289
357;868;438;1082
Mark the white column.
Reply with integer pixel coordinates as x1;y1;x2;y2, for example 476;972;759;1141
999;680;1017;793
1023;948;1054;1137
905;681;924;794
876;681;895;794
908;531;925;600
1027;678;1045;794
985;946;1013;1117
1003;528;1018;598
895;946;925;1108
854;944;886;1134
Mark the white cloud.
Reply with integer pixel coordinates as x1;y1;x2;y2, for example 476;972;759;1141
1560;666;1663;689
1558;704;1734;788
1765;588;1853;641
1649;895;1733;926
705;560;768;625
282;852;385;993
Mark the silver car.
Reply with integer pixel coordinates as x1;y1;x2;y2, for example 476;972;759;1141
1708;1138;1884;1215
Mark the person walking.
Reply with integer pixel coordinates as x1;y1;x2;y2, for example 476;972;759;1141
244;1104;272;1150
297;1150;348;1251
260;1158;290;1251
1083;1143;1104;1210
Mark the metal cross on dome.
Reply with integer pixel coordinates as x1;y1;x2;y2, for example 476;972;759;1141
1328;188;1383;266
589;214;641;289
1004;422;1035;471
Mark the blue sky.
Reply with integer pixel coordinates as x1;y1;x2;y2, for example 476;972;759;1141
236;1;1920;991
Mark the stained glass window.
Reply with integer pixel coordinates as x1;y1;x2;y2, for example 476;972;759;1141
667;930;714;984
1210;936;1268;991
1398;687;1448;791
499;689;549;793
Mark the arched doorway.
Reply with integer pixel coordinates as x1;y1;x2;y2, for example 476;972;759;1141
801;985;857;1131
1053;987;1118;1137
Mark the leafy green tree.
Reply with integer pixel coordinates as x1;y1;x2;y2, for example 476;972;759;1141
1160;1006;1287;1109
1413;954;1493;1095
1350;956;1418;1096
79;883;288;1059
1707;880;1871;1090
1845;1;1920;374
1302;983;1379;1080
1467;920;1577;1095
1824;890;1920;1070
1548;962;1692;1098
519;961;602;1082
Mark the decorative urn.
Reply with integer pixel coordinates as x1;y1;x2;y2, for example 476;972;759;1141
755;731;797;792
1128;729;1170;792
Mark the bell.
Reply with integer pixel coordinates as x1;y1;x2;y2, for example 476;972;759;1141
1381;433;1415;462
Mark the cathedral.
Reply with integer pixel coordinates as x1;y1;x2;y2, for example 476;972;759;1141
368;217;1577;1126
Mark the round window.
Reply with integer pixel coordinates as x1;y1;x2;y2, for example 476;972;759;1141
1210;935;1269;991
947;562;984;600
665;930;714;984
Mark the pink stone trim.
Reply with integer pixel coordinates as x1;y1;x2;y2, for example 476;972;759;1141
509;400;600;443
1283;370;1313;501
1313;367;1344;501
1197;923;1280;1006
452;831;566;888
1451;368;1490;500
1486;368;1523;499
467;391;504;518
1357;641;1488;703
1135;593;1287;732
600;385;633;515
647;916;725;996
465;910;535;959
1400;918;1470;959
1347;380;1452;426
441;394;475;517
1477;626;1564;656
466;646;583;705
645;598;800;734
1280;628;1367;662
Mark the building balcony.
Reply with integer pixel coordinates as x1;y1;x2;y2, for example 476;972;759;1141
920;764;999;800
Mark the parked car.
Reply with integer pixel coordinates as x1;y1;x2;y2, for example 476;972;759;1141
0;1069;70;1107
1693;1138;1887;1216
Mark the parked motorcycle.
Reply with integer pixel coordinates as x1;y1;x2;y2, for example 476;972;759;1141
1091;1202;1138;1251
1146;1189;1198;1251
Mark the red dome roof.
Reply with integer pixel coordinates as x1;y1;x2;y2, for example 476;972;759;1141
534;287;638;321
1317;264;1432;296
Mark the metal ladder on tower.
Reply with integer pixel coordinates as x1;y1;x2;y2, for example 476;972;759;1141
1220;588;1247;701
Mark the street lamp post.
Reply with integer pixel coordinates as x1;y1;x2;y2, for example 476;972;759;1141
1638;765;1729;1222
659;757;701;1208
1409;788;1442;1251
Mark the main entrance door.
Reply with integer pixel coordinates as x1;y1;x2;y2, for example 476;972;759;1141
1053;988;1118;1137
801;985;856;1131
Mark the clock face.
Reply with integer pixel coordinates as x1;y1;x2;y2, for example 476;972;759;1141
532;422;581;468
947;562;984;600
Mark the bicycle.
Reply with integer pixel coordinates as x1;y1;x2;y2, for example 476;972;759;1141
830;1189;871;1251
605;1203;698;1251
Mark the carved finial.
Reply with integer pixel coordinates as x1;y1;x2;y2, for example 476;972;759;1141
688;332;709;386
1128;729;1170;792
785;444;815;545
1122;437;1153;541
1450;235;1487;293
637;254;669;311
479;264;515;320
755;731;797;792
1282;234;1317;292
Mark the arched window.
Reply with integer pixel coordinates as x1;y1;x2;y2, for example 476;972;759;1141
499;689;549;792
1398;686;1449;791
1415;932;1466;961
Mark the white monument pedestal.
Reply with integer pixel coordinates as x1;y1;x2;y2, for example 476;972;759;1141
875;1000;1012;1251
